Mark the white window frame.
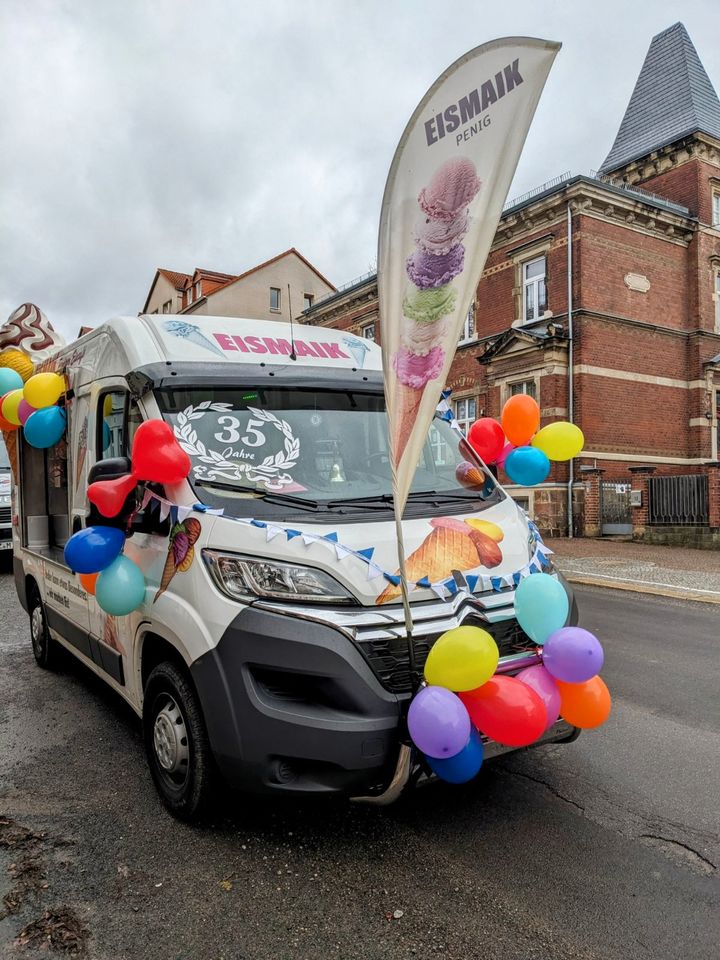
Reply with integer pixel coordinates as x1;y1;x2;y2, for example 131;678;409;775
713;191;720;228
508;379;537;401
303;293;314;311
454;396;477;434
362;322;376;341
522;256;547;324
715;270;720;333
194;281;201;301
270;287;281;312
162;300;172;314
458;304;475;344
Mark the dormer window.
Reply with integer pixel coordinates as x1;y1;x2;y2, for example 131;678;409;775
194;281;201;301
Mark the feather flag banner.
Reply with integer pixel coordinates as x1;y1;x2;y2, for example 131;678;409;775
378;37;560;518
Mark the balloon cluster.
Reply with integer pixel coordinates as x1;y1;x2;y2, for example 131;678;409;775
407;571;611;784
464;395;584;487
0;369;67;449
64;420;191;617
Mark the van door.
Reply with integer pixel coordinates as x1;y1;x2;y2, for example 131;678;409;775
19;400;91;643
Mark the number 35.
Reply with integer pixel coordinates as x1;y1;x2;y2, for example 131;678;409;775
214;415;266;447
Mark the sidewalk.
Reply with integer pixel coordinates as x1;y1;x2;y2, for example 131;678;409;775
546;537;720;603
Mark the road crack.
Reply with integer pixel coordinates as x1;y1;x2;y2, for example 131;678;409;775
638;834;716;874
499;767;586;812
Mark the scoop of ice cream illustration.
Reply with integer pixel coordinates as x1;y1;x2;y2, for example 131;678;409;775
406;245;465;289
154;517;202;601
418;157;482;221
402;284;457;324
400;316;449;357
376;516;504;604
414;210;469;255
391;344;445;463
0;349;34;382
75;415;89;490
163;320;226;358
0;303;66;364
342;335;371;368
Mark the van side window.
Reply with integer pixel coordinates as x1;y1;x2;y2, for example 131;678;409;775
97;391;127;460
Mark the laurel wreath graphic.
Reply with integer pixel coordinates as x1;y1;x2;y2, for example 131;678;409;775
173;401;300;486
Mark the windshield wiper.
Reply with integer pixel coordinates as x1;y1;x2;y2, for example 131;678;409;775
194;478;323;511
405;488;495;503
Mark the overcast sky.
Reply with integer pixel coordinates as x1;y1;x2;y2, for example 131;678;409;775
2;0;719;341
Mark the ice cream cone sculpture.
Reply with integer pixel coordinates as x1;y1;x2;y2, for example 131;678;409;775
376;516;503;604
154;517;202;601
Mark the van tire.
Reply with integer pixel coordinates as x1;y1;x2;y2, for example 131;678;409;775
28;586;59;670
143;660;216;821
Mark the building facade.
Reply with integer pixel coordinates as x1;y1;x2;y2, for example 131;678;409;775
141;248;335;324
301;23;720;538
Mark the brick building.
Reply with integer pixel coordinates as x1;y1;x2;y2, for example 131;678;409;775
302;23;720;538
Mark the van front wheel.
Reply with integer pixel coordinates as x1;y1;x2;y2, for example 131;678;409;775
143;661;216;821
29;587;58;670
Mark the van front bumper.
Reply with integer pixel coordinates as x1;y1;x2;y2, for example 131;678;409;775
189;576;578;798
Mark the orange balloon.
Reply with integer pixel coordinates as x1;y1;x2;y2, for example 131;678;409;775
556;676;612;729
501;395;540;446
79;572;99;595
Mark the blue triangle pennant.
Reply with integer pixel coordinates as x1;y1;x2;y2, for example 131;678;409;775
513;572;522;586
443;578;458;595
357;547;375;562
250;519;267;528
491;577;503;592
416;576;431;589
441;388;453;399
466;574;479;593
384;573;401;586
441;409;453;422
286;529;302;540
170;505;179;525
324;532;339;542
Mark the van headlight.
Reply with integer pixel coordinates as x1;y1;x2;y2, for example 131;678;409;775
202;550;355;604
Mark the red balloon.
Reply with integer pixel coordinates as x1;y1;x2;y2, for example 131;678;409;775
131;420;191;484
460;676;546;747
467;418;505;464
0;409;18;431
88;474;138;517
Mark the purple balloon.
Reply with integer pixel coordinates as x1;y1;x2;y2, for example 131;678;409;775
407;686;471;759
542;627;604;683
515;664;561;730
18;399;36;425
497;441;515;468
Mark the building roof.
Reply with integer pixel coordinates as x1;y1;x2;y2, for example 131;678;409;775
599;22;720;175
157;269;191;290
219;247;336;294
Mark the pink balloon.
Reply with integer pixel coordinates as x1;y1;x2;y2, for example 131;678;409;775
18;399;37;425
497;441;515;468
515;664;561;730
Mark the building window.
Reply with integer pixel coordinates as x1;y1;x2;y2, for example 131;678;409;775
162;300;172;314
194;281;201;301
713;192;720;227
459;304;475;344
715;271;720;332
362;322;376;341
523;257;547;323
270;287;281;311
455;397;477;433
428;424;449;466
186;286;193;305
303;293;314;311
509;380;537;400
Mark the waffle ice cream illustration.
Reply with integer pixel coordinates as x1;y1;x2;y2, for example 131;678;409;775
376;516;503;604
1;303;66;364
163;320;226;357
154;517;202;601
342;335;371;368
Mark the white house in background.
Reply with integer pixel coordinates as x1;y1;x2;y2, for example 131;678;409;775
141;248;335;322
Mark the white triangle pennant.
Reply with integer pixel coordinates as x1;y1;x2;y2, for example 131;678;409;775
176;505;192;522
159;501;171;523
367;563;384;581
266;525;283;542
302;533;319;546
141;490;152;511
431;583;447;600
335;544;352;560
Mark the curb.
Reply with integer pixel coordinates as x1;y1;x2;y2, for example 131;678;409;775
562;572;720;605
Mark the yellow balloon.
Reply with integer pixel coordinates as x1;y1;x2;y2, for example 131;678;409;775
1;389;24;425
531;422;584;462
465;518;504;542
103;394;113;417
24;372;65;410
424;626;499;692
0;349;34;382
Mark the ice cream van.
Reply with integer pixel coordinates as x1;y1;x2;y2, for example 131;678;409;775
10;314;578;819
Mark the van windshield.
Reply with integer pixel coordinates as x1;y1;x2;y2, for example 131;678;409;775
156;386;502;517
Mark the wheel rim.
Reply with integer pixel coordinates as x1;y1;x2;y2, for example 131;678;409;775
31;606;45;657
152;695;189;788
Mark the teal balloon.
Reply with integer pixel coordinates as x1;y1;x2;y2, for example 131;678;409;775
514;572;569;645
23;407;67;448
504;446;550;486
0;368;23;393
96;555;146;616
426;728;484;784
102;421;112;451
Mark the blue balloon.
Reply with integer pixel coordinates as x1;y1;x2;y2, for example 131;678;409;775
0;368;23;394
102;421;111;451
514;572;569;645
504;446;550;486
96;555;146;616
64;525;125;574
426;728;484;784
23;407;67;449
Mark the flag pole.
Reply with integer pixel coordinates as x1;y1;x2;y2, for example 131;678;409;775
393;507;419;685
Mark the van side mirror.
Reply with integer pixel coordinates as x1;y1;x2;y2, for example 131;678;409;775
88;457;132;485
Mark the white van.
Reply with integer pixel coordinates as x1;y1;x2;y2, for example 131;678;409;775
11;315;578;818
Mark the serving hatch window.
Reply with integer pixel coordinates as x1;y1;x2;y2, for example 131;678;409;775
156;386;502;516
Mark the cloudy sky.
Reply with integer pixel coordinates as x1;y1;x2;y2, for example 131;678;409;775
2;0;719;341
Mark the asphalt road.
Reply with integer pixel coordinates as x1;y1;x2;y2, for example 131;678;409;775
0;564;718;960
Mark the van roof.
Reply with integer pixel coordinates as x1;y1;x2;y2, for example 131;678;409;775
92;315;383;373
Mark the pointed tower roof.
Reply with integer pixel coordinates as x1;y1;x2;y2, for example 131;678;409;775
599;23;720;175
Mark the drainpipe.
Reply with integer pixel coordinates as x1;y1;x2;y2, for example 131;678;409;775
567;202;574;538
